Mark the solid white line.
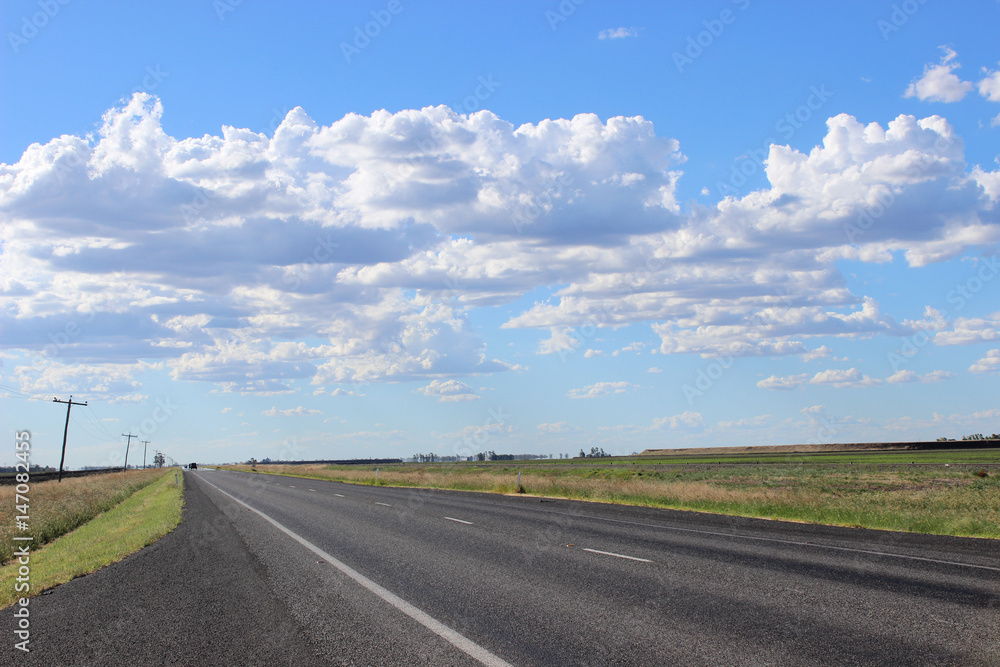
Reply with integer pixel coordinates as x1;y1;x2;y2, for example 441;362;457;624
375;502;392;507
197;476;514;667
582;548;653;563
444;517;473;525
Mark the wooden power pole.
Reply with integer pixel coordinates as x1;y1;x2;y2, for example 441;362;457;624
122;432;137;471
53;395;87;482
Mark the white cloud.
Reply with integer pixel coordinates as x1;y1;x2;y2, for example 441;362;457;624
647;366;663;373
977;63;1000;102
757;374;808;391
904;47;973;102
537;421;582;434
651;411;704;430
417;378;480;402
2;94;999;402
970;349;1000;374
262;406;322;417
567;381;638;399
886;369;953;383
809;368;882;388
598;27;639;40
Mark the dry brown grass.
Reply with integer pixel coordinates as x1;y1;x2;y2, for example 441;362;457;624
0;469;167;564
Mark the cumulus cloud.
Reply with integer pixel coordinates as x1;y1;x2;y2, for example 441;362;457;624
651;411;704;430
886;369;953;383
969;349;1000;374
417;378;480;402
598;27;639;40
567;380;638;399
262;406;322;417
2;94;999;401
537;421;582;434
904;47;974;102
759;368;881;390
977;63;1000;102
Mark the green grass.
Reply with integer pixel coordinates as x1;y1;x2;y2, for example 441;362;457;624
0;468;167;564
0;469;184;609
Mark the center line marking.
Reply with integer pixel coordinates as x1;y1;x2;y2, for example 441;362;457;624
375;502;392;507
444;517;473;525
583;548;653;563
196;476;513;667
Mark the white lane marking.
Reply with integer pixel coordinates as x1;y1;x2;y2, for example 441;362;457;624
544;510;1000;574
333;493;345;498
583;548;653;563
444;517;473;525
308;489;316;492
197;476;514;667
375;502;392;507
288;485;296;488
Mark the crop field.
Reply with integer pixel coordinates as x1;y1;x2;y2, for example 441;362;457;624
223;447;1000;539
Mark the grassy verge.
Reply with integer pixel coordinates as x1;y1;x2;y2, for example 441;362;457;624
0;469;183;608
223;457;1000;539
0;468;167;564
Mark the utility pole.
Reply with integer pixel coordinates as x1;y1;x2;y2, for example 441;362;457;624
142;440;150;469
122;432;137;472
53;395;87;482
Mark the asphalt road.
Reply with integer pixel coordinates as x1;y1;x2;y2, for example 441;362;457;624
4;468;1000;665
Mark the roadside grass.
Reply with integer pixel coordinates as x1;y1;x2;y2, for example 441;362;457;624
0;469;183;608
223;460;1000;539
0;468;167;564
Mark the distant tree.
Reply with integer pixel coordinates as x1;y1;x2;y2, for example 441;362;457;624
153;453;165;468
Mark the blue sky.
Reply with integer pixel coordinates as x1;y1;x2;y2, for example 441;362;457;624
2;1;999;468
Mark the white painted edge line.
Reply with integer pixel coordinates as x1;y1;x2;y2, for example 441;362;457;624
582;548;653;563
375;502;392;507
333;493;345;498
444;517;473;525
197;476;514;667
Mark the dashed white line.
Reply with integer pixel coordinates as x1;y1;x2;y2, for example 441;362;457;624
333;493;345;498
196;476;513;667
288;485;296;488
582;548;653;563
375;502;392;507
308;489;316;492
444;517;473;525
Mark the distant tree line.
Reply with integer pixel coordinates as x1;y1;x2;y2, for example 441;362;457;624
578;447;611;458
937;433;1000;442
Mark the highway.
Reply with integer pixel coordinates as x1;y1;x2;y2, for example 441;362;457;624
189;469;1000;666
4;468;999;665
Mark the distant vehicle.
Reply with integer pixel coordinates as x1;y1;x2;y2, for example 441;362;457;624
188;462;197;469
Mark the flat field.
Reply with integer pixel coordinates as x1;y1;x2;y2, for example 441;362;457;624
223;447;1000;539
